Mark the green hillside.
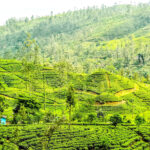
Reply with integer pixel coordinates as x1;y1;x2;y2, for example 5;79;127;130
0;3;150;150
1;4;150;78
0;58;149;123
0;58;150;149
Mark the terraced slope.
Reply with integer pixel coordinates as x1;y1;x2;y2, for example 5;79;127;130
115;84;139;97
0;124;149;150
0;59;150;123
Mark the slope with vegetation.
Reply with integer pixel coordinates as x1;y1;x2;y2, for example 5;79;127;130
1;3;150;78
0;58;149;124
0;2;150;150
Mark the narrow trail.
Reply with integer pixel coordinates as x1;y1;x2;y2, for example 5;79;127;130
115;84;139;97
77;83;139;107
76;89;99;96
0;93;14;100
94;84;139;107
94;100;126;106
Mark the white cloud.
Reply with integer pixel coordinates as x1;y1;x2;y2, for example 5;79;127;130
0;0;149;25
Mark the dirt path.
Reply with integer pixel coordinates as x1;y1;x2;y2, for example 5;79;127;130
94;100;126;106
77;83;139;107
94;84;139;106
76;89;99;96
115;84;139;97
0;93;14;100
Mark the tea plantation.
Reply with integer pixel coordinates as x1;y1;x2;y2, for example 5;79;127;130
2;3;150;149
0;124;150;150
0;59;150;149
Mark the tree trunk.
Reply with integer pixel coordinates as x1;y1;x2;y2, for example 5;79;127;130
69;106;71;129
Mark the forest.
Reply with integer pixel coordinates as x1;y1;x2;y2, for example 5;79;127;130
0;2;150;150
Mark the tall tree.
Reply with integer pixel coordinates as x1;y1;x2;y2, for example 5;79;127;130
20;33;41;92
42;118;64;149
21;61;35;91
0;83;7;117
42;50;46;110
66;85;75;129
0;96;8;117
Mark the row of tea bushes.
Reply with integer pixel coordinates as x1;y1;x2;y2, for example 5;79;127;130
0;124;149;149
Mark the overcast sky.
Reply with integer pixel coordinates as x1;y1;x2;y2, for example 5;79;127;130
0;0;149;25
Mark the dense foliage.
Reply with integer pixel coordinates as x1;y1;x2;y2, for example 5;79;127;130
1;3;150;79
0;2;150;150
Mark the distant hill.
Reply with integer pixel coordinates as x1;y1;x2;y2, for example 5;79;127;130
1;4;150;78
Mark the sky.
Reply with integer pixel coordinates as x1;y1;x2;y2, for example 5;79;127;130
0;0;149;25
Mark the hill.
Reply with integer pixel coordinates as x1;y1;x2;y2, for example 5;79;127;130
0;58;150;149
0;58;150;124
1;3;150;149
1;4;150;78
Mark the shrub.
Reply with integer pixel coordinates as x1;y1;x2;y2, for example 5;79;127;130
135;115;145;128
87;114;96;123
44;111;54;123
110;114;122;127
72;112;83;122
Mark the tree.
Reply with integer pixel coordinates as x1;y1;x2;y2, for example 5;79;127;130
20;33;40;92
87;114;96;123
135;115;145;129
6;18;17;26
110;114;122;127
44;111;54;123
0;84;7;117
66;85;75;129
97;110;104;121
21;61;35;91
19;33;40;64
54;61;73;86
72;111;83;122
16;105;27;124
0;96;8;117
138;54;144;64
42;51;46;110
42;118;64;149
12;127;20;144
101;136;110;150
14;95;40;113
0;82;5;91
25;17;29;23
13;95;40;124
